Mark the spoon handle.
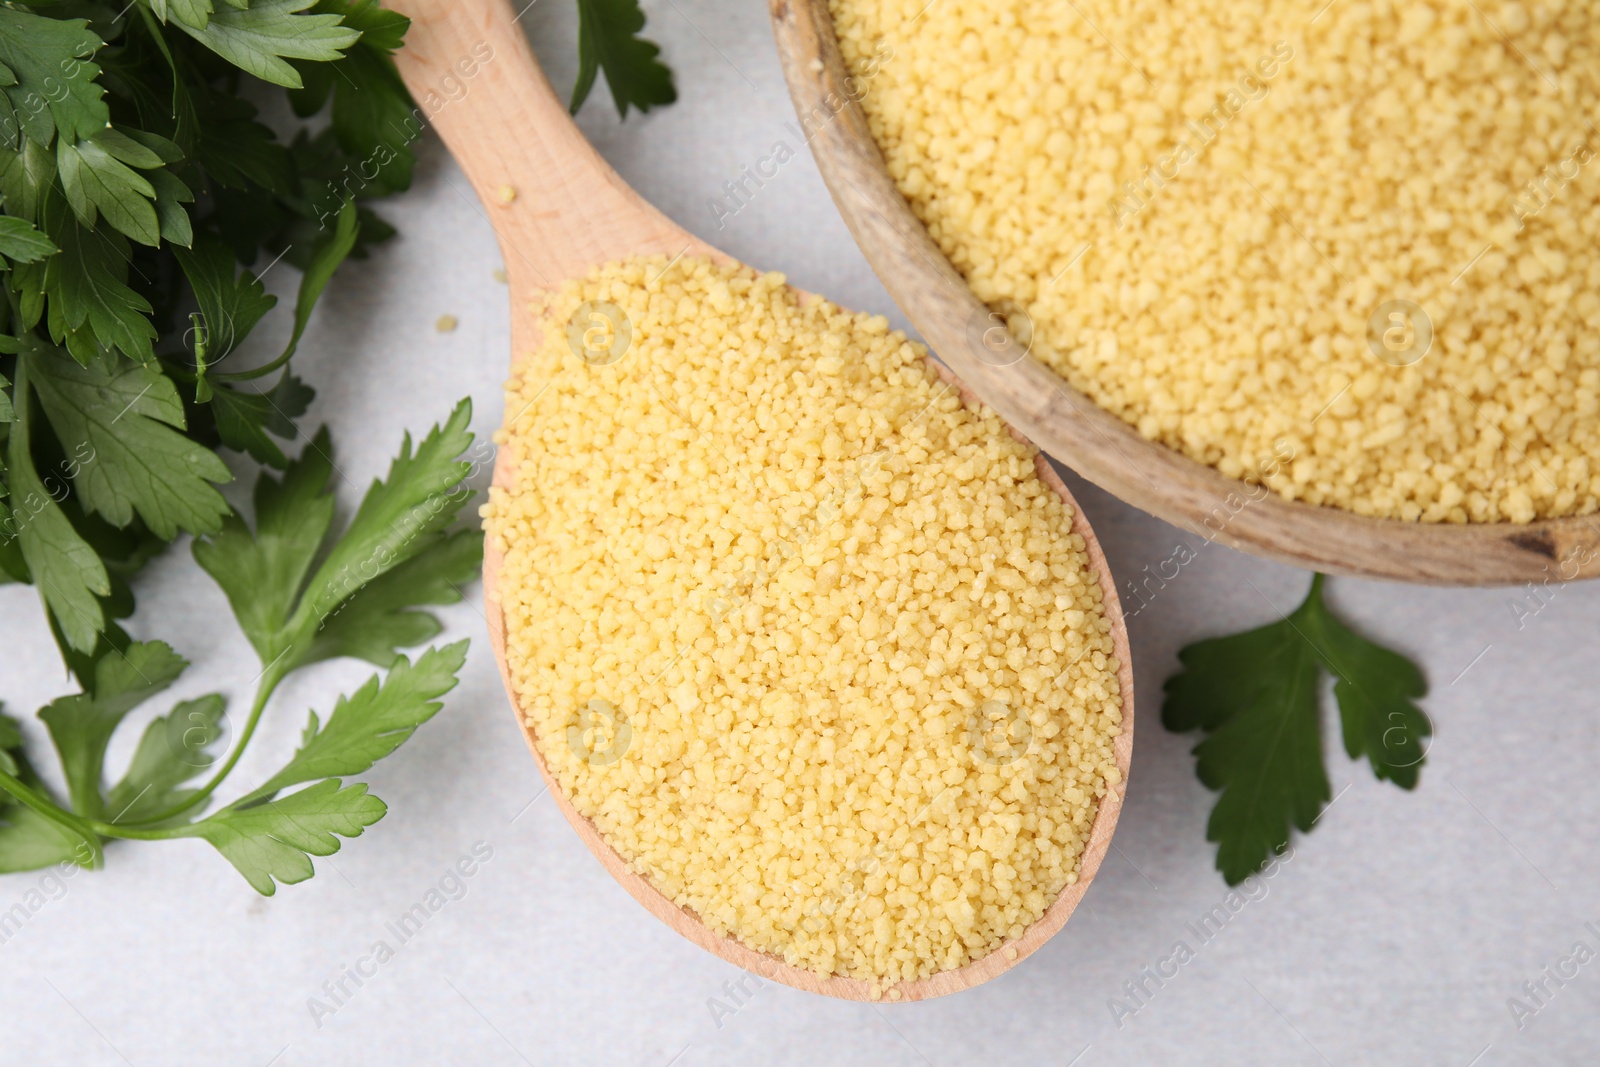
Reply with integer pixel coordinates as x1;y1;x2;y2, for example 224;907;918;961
388;0;696;291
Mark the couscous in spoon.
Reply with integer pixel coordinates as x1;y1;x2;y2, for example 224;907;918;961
390;0;1133;1001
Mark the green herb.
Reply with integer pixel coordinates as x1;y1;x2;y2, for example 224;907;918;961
571;0;677;118
0;405;479;892
1162;574;1431;884
0;0;422;671
0;1;676;891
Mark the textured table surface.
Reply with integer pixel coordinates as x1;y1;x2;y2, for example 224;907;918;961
3;3;1597;1065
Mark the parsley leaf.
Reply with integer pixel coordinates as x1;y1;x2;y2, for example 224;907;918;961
0;139;57;225
0;799;92;872
246;641;467;800
42;209;157;365
0;714;21;777
148;168;196;247
193;427;336;664
38;641;188;819
175;0;362;89
1168;621;1329;885
188;86;294;194
291;398;476;629
0;10;107;146
196;401;478;672
0;712;95;873
149;0;218;31
0;217;59;263
279;195;357;364
24;346;232;539
173;232;278;395
7;358;111;653
208;371;314;467
56;136;162;247
103;694;228;825
1302;590;1432;789
1163;574;1431;884
305;528;480;667
177;778;386;894
44;503;160;681
572;0;677;118
289;1;416;197
0;715;18;771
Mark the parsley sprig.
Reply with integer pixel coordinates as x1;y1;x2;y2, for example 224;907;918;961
1163;574;1432;884
0;404;480;892
0;1;676;891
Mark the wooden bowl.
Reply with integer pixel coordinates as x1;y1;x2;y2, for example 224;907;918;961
392;0;1133;1000
767;0;1600;586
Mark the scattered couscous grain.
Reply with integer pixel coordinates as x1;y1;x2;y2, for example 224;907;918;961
482;256;1124;982
496;183;518;204
435;314;459;332
830;0;1600;523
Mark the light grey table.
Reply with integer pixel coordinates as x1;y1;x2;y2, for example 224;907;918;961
3;3;1596;1064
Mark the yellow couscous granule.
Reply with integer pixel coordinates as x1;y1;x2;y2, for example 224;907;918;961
830;0;1600;523
482;256;1124;982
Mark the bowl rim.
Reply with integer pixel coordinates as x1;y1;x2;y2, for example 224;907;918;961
766;0;1600;587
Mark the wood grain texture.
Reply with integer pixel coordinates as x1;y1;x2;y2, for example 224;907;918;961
391;0;1133;1000
767;0;1600;587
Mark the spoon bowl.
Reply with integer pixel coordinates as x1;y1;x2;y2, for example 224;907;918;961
391;0;1133;1000
767;0;1600;587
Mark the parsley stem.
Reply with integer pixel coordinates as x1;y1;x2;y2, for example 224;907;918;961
83;820;177;842
210;347;292;383
0;767;102;866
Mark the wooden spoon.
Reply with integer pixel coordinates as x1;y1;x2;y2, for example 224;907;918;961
768;0;1600;587
390;0;1134;1000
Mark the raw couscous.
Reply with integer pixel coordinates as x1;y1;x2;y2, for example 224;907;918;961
830;0;1600;523
482;256;1124;984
